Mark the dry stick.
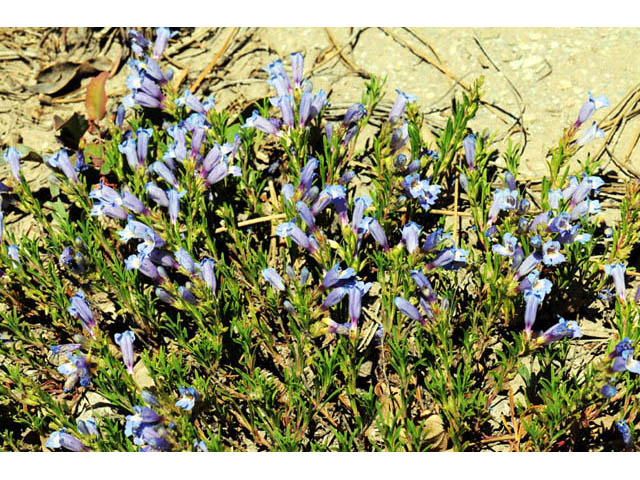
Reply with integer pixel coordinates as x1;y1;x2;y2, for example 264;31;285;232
324;27;370;79
380;27;515;131
214;213;286;234
379;27;470;91
174;68;190;90
472;36;527;145
308;29;366;78
191;27;239;94
403;27;443;64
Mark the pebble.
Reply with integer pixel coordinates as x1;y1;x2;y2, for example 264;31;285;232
523;55;544;69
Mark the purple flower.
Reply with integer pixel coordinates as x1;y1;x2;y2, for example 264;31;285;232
515;252;542;280
310;90;327;121
7;244;20;267
492;233;518;257
604;263;626;302
577;121;606;146
276;220;316;253
46;428;88;452
243;110;280;136
299;92;313;127
522;272;552;332
128;29;151;56
610;343;640;374
262;268;286;291
68;290;96;338
358;217;389;252
351;196;372;233
338;170;355;186
394;297;425;326
179;285;198;305
321;263;355;290
574;91;609;129
298;157;318;193
277;95;294;127
50;343;82;356
296;201;317;232
145;182;169;207
115;330;135;375
57;352;91;392
197;258;217;296
175;247;196;274
176;386;201;411
410;269;437;303
320;287;349;310
136;127;153;167
422;228;450;252
462;134;476;170
125;253;164;283
167;188;186;225
3;146;22;181
390;122;409;152
125;406;170;451
389;89;417;122
542;240;565;266
76;417;99;436
600;384;617;398
121;190;150;215
616;420;632;447
402;222;422;254
426;247;468;270
150;161;179;188
536;316;582;345
152;27;175;60
348;281;372;329
343;103;366;127
46;149;78;183
487;188;519;226
401;174;441;211
290;52;304;88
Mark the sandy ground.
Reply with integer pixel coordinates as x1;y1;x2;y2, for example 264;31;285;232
1;27;639;203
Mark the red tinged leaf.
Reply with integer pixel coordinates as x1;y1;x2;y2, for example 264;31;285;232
85;71;109;122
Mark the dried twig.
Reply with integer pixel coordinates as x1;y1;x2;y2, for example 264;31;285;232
214;213;286;234
324;28;370;79
191;27;239;93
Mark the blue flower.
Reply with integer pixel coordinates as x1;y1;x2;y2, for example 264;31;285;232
616;420;632;447
175;386;201;411
262;268;286;291
125;406;170;451
115;330;136;375
542;240;565;266
394;297;425;326
46;428;88;452
3;146;22;181
57;352;91;392
401;222;422;254
604;263;626;302
492;233;518;257
536;316;582;345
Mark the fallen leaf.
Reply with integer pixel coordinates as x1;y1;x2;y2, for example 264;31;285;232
85;72;109;122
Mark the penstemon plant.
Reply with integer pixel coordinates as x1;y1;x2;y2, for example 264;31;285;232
0;28;639;452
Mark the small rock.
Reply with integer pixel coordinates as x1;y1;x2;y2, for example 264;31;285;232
523;55;544;69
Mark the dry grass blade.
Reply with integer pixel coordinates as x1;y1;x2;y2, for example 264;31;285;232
191;27;240;93
324;28;370;79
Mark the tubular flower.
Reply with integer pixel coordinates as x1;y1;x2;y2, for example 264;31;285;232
604;263;626;302
536;316;582;345
115;330;136;374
